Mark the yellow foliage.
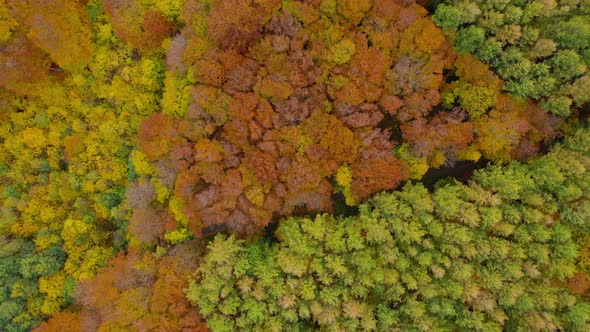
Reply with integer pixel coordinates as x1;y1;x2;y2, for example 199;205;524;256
93;201;111;220
154;179;170;203
164;227;192;244
330;39;356;65
98;322;132;332
331;75;349;90
185;36;211;63
397;144;430;180
65;246;113;281
26;0;94;71
39;273;66;315
0;0;17;43
246;186;266;207
82;180;96;194
34;232;61;251
21;128;46;151
97;23;114;42
194;139;224;162
40;298;64;318
429;150;447;169
169;196;189;227
319;0;337;16
11;220;41;237
337;0;372;25
61;219;90;248
144;0;184;19
131;150;154;176
414;19;446;55
0;11;164;324
10;281;29;298
335;164;355;205
258;77;294;101
239;162;271;207
457;146;482;162
162;72;192;116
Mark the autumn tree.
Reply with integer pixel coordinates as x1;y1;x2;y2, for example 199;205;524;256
40;242;209;332
0;1;167;328
104;0;177;52
27;0;94;71
138;1;481;237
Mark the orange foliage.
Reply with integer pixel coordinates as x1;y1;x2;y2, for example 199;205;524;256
43;243;210;331
64;134;85;162
138;113;179;161
474;95;562;161
134;0;563;238
128;207;167;246
206;0;280;54
0;34;51;95
33;312;81;332
193;60;225;87
337;0;372;25
27;0;94;71
401;109;474;163
134;1;482;236
104;0;176;52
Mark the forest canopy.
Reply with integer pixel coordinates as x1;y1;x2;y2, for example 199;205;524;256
0;0;588;331
188;127;590;331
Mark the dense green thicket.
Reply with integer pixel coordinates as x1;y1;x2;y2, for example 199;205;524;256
188;127;590;331
0;238;67;331
433;0;590;116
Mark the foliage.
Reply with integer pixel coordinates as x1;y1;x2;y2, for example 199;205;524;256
56;244;208;332
433;0;590;116
0;0;588;330
0;237;66;331
134;0;564;239
189;127;590;331
0;0;169;328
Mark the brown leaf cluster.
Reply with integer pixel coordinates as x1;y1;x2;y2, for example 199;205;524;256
43;242;208;332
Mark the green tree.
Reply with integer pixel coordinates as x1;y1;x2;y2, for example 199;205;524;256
456;26;486;53
434;1;590;115
433;4;464;30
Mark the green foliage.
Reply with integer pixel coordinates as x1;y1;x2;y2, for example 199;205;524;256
100;187;125;209
0;238;66;331
435;0;590;115
455;26;486;53
549;16;590;50
541;96;573;117
433;4;463;29
190;127;590;332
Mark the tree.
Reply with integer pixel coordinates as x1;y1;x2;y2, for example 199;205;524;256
190;127;590;331
128;1;511;237
41;242;208;331
433;4;463;29
455;26;485;53
433;0;590;115
0;1;169;328
104;0;177;52
27;0;94;71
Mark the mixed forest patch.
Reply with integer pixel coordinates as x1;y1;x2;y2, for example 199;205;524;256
0;0;588;331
